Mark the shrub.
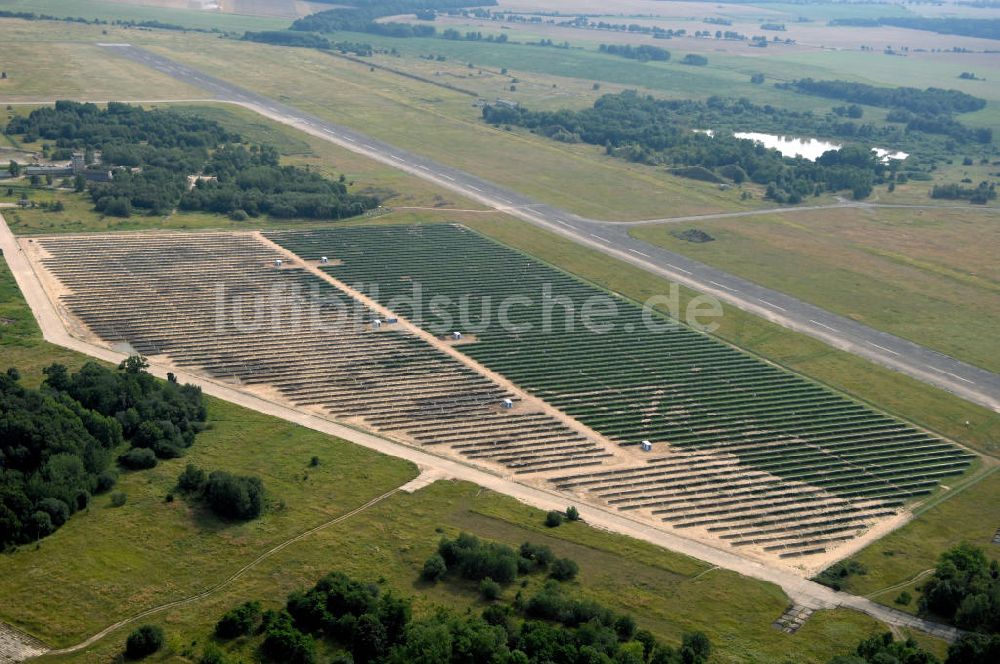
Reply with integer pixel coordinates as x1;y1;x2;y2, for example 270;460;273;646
566;506;580;521
545;511;563;528
682;631;711;663
177;463;207;493
110;491;128;507
124;624;164;659
895;591;912;606
119;447;157;470
519;542;555;570
438;532;518;584
204;470;264;520
199;643;228;664
814;560;867;590
480;577;502;601
550;558;579;582
216;600;262;639
422;553;447;582
260;611;316;664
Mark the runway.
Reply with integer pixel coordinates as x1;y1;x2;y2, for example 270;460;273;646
95;43;1000;413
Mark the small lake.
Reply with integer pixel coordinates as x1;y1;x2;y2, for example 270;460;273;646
696;130;908;162
733;132;841;161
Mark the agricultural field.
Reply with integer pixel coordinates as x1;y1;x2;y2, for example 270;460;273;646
630;206;1000;373
0;256;917;664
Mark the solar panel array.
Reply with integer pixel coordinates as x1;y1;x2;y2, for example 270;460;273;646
268;224;973;558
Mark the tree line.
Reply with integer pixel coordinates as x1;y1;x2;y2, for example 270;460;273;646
483;91;892;202
292;0;494;38
779;79;991;145
931;181;996;204
5;101;378;220
781;79;986;115
194;562;712;664
0;358;205;548
829;17;1000;41
598;44;670;62
243;30;375;56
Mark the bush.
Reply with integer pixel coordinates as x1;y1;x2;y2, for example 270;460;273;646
204;470;264;520
124;624;164;660
199;643;228;664
110;491;128;507
545;511;563;528
814;560;867;591
96;470;117;493
480;577;502;601
566;506;580;521
119;447;158;470
438;532;519;584
215;600;262;639
177;463;207;493
422;553;447;582
895;591;912;606
550;558;579;582
682;631;711;663
519;542;555;570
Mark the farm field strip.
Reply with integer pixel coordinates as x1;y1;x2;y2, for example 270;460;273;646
267;224;975;561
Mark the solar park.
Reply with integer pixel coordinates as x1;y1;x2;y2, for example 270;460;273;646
26;225;974;564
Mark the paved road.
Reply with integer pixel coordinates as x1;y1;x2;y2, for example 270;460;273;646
0;212;963;644
85;44;1000;412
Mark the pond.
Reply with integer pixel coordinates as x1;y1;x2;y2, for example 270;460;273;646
695;130;909;162
733;131;841;160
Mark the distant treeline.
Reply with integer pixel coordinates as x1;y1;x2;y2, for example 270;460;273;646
829;17;1000;41
5;102;377;220
781;79;986;115
0;9;223;33
292;0;495;38
484;91;891;203
931;181;996;203
243;30;374;56
599;43;670;62
1;359;205;548
779;79;991;145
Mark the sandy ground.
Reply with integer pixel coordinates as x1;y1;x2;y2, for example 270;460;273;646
0;212;963;643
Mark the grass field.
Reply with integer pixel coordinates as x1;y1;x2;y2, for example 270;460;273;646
0;256;925;664
0;0;287;31
0;20;205;101
631;206;1000;373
